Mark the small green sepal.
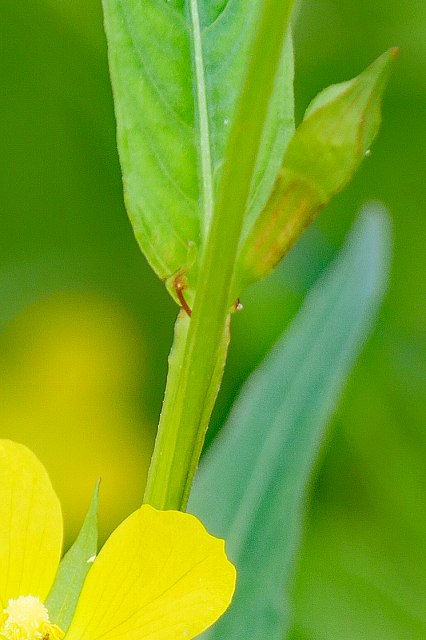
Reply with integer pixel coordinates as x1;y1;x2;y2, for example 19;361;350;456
46;480;100;631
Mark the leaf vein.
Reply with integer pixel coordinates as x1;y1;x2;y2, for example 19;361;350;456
118;0;194;133
189;0;214;238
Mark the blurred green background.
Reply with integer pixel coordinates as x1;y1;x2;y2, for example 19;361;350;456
1;1;425;637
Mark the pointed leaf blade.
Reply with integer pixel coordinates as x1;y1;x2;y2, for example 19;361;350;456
237;49;397;290
189;206;391;640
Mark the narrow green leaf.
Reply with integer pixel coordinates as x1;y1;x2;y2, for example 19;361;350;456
46;481;100;631
236;49;397;291
189;208;391;640
102;0;294;302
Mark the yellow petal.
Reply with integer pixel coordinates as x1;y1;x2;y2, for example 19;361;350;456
66;505;236;640
0;440;63;605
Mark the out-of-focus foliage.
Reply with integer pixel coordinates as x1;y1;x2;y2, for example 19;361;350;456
190;210;390;640
1;0;425;635
0;293;152;543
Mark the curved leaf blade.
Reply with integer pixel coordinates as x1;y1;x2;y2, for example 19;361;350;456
102;1;198;285
189;206;391;640
102;0;294;299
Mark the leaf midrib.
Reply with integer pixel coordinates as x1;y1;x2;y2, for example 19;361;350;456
189;0;214;240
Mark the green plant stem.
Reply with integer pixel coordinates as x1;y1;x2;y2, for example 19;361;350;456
144;0;295;511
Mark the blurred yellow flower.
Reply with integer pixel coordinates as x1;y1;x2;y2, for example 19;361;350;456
0;440;236;640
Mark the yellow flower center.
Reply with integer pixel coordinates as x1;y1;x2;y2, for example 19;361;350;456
0;596;64;640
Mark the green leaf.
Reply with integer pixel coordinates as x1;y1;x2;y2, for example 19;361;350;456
236;49;397;291
102;0;294;302
46;481;100;631
188;207;391;640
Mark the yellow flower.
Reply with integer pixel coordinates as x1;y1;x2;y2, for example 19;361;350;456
0;440;236;640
